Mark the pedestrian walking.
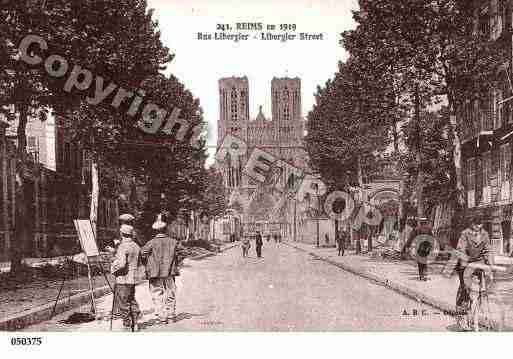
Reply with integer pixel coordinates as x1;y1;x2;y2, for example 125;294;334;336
337;230;347;256
402;217;433;281
241;236;251;257
325;233;330;246
141;217;180;324
255;231;263;258
110;224;142;331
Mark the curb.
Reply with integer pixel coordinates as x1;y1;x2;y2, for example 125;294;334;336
219;243;238;252
0;285;112;331
286;242;457;316
187;243;237;261
1;242;239;331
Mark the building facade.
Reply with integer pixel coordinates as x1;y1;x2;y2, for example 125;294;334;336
0;113;119;262
0;121;16;261
217;76;310;235
459;0;513;254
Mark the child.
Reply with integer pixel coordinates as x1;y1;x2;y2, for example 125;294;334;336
241;237;251;257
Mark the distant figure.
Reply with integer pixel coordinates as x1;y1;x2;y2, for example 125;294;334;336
241;236;251;257
255;231;263;258
266;233;271;242
337;230;348;256
273;233;278;243
325;233;330;245
403;217;433;281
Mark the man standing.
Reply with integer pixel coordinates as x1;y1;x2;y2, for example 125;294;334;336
402;217;433;281
337;229;347;256
110;224;141;331
255;231;263;258
141;217;180;324
105;213;137;320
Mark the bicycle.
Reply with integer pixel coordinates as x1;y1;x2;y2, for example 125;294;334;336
459;262;506;332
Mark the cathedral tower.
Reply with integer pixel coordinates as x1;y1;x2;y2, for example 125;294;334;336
218;76;249;148
218;76;249;190
271;77;301;125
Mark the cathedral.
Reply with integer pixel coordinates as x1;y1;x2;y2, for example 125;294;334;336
216;76;310;232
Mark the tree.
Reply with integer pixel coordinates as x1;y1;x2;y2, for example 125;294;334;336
87;71;209;240
402;108;454;217
202;167;227;218
305;58;393;253
343;0;508;216
1;0;172;273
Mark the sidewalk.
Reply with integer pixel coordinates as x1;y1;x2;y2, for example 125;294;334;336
0;242;238;331
0;256;71;274
286;241;513;328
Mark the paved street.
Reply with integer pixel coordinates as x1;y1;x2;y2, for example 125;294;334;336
26;242;454;331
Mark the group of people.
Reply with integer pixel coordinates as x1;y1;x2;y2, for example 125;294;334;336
242;231;275;258
335;214;495;328
107;213;182;331
400;214;495;329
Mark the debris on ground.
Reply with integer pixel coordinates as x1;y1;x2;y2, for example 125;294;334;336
370;247;403;261
58;312;96;325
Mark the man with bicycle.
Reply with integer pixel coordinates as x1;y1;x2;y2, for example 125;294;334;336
455;215;494;330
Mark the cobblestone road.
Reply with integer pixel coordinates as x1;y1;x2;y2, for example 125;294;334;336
26;241;455;331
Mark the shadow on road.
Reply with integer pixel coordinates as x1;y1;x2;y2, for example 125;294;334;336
138;312;206;330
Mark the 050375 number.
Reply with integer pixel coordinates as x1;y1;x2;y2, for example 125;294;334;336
10;337;42;346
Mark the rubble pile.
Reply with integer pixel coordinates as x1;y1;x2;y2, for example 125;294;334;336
371;247;403;261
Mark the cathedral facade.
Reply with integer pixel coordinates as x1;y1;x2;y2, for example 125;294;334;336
216;76;310;229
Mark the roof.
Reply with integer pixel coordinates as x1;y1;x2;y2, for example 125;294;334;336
255;105;266;122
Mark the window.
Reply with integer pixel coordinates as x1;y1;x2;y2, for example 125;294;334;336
464;100;476;138
491;0;503;40
483;152;492;203
500;78;513;124
283;88;290;121
480;95;493;131
230;87;238;122
240;91;246;120
480;6;490;38
476;157;483;205
222;90;227;121
494;88;502;129
64;142;71;172
499;144;511;201
467;158;476;208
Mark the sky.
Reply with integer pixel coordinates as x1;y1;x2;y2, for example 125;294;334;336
146;0;359;164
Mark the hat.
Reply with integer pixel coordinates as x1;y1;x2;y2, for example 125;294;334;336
120;224;134;236
119;213;135;222
471;214;485;224
152;220;167;230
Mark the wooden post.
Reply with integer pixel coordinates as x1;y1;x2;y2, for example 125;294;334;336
90;159;99;238
85;255;97;315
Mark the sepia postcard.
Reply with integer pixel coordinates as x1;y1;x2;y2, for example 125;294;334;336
2;2;513;354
